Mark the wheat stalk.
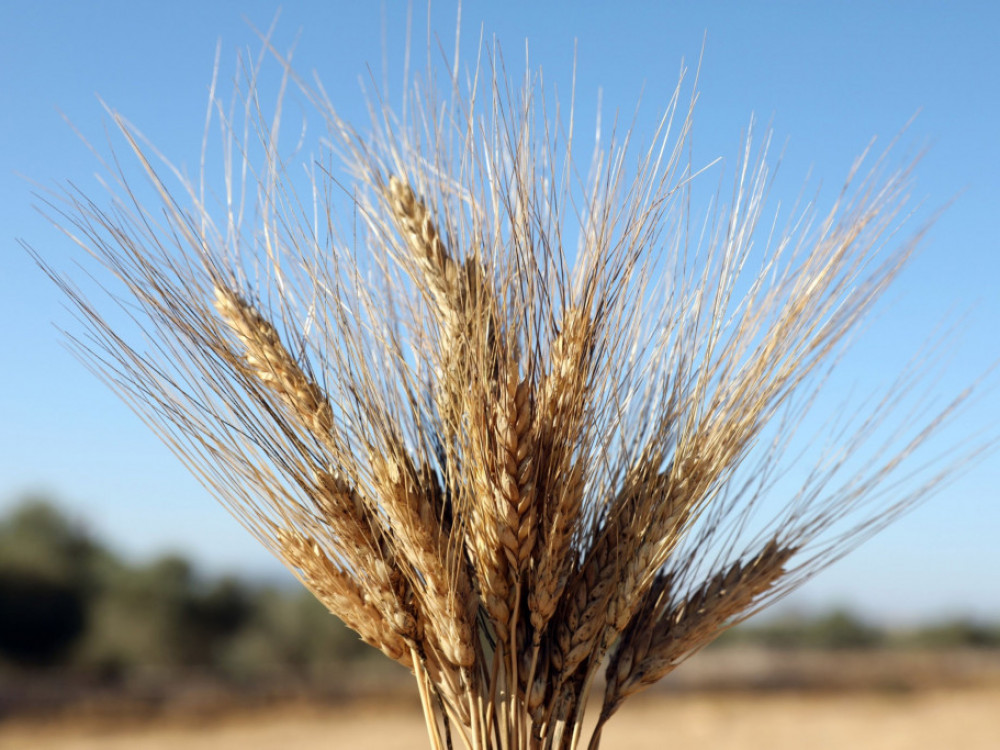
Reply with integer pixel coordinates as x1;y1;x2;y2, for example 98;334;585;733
31;27;990;750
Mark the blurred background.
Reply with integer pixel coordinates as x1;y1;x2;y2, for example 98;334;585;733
1;1;998;747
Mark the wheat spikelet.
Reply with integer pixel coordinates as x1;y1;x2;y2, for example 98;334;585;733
213;285;334;438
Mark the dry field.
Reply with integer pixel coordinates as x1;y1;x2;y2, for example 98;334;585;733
2;688;998;750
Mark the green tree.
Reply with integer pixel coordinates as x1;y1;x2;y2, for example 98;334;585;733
0;499;104;665
905;620;1000;649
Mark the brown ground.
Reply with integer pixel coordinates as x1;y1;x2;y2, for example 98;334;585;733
2;688;999;750
4;650;999;749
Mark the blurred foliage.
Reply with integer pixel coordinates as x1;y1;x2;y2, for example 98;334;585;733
894;620;1000;649
718;609;1000;650
0;499;102;665
718;610;886;650
1;499;998;682
0;498;376;681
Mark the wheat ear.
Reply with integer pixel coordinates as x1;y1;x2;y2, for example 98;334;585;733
528;306;594;636
275;528;414;668
601;539;796;718
384;174;475;429
592;453;712;664
386;175;461;305
311;470;417;639
494;366;537;576
213;285;334;438
371;447;477;669
466;361;537;643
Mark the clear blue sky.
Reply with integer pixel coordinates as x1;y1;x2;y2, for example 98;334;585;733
2;1;997;623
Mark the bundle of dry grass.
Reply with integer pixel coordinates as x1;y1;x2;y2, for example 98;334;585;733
31;27;982;750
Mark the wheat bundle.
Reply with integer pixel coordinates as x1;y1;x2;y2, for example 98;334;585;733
31;27;982;750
